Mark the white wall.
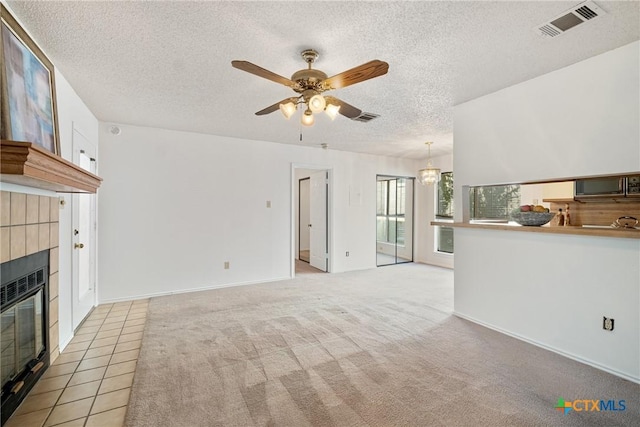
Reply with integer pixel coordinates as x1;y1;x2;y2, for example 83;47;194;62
98;124;418;302
454;41;639;192
453;41;640;381
414;154;454;269
54;71;100;350
455;229;640;380
2;1;100;351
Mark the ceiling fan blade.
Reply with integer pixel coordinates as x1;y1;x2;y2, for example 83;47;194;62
324;96;362;119
231;60;295;87
255;98;298;116
322;60;389;90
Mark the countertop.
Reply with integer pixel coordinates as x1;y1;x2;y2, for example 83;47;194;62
431;221;640;239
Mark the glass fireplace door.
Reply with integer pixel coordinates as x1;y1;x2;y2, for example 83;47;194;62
1;290;45;387
1;308;17;386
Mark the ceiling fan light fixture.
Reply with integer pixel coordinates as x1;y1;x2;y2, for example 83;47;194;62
279;101;296;119
417;142;441;185
308;94;326;113
325;103;340;120
232;49;389;126
301;109;315;126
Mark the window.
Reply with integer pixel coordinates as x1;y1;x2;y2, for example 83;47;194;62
436;172;454;219
376;179;406;245
436;172;454;253
470;184;521;220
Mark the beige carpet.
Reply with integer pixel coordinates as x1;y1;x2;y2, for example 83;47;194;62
126;264;639;426
295;259;326;275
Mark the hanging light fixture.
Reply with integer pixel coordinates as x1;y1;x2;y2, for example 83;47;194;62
279;101;297;119
301;108;315;126
325;103;340;120
417;142;441;185
308;94;326;113
279;94;340;126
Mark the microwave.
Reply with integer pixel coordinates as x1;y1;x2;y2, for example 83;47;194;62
574;175;640;200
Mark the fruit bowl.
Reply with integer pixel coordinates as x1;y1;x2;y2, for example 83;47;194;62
510;211;556;226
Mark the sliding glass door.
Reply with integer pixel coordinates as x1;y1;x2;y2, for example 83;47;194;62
376;176;414;266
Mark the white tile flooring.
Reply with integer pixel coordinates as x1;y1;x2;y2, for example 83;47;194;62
6;299;149;427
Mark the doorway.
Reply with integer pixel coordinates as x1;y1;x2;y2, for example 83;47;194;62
71;126;97;330
293;166;331;276
298;177;310;263
376;176;414;266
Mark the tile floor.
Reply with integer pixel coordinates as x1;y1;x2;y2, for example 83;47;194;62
6;299;149;427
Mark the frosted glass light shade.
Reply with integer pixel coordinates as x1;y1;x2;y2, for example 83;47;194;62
279;102;296;119
417;166;441;185
308;94;326;113
325;103;340;120
301;110;314;126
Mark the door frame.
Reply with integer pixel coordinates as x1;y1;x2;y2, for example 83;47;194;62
71;124;98;329
291;164;333;277
298;177;310;263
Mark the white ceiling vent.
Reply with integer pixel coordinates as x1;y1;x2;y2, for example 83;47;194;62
534;1;606;38
351;112;380;123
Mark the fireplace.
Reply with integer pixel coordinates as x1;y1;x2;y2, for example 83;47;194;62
1;250;49;425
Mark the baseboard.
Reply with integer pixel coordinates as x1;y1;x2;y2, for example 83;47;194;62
414;260;454;271
98;276;292;304
453;311;640;384
58;333;73;353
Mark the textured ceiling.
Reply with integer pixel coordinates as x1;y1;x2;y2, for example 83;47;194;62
5;1;639;159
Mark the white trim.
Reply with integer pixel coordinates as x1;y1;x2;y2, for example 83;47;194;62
98;276;292;305
0;182;57;197
454;311;640;384
58;331;73;353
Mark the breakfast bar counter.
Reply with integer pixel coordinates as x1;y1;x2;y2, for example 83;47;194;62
431;221;640;239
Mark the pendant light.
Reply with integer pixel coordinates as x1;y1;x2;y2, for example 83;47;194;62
301;108;315;126
417;142;441;185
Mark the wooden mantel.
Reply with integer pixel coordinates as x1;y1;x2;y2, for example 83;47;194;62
1;140;102;193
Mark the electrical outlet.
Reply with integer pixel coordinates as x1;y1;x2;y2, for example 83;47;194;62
266;201;271;208
224;261;230;270
603;316;614;331
346;251;349;257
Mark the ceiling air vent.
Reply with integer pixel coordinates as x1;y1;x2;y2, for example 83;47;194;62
351;112;380;123
534;1;606;38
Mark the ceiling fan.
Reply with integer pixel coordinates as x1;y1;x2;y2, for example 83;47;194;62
231;49;389;126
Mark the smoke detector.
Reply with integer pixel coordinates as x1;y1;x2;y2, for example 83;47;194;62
534;1;606;38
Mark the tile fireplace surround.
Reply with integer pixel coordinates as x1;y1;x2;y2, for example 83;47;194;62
1;191;61;363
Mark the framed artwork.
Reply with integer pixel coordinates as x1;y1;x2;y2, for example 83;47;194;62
1;4;60;155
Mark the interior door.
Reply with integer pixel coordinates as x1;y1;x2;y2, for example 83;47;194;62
309;171;328;271
71;128;97;329
299;178;311;262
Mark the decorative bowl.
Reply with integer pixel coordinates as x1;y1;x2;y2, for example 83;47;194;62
510;211;556;226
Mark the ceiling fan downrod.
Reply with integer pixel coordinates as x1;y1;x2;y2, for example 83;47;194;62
301;49;319;69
